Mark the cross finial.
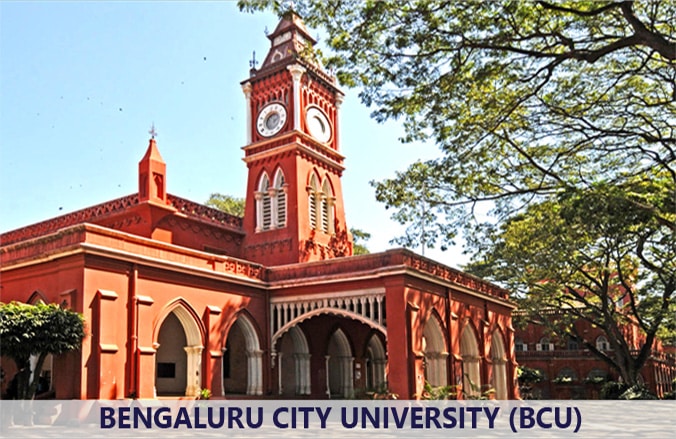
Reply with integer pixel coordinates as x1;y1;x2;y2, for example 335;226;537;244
149;123;157;139
249;51;258;69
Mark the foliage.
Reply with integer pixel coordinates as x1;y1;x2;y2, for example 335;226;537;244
199;388;212;400
583;376;607;385
552;376;574;384
517;366;544;385
366;383;398;400
238;1;675;239
465;180;675;386
0;301;85;399
419;381;457;400
517;365;544;400
600;381;657;400
419;378;494;400
350;227;371;255
238;0;676;388
205;193;245;217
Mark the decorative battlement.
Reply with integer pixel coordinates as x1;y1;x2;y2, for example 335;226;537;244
0;194;140;246
1;223;264;283
400;251;510;300
267;248;510;301
1;193;244;248
167;195;243;230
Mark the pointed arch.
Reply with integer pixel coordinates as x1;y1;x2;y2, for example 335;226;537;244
365;333;387;391
154;298;204;347
256;171;272;231
326;328;354;398
490;329;508;399
272;167;287;228
27;290;49;305
276;326;311;396
460;323;482;398
596;335;610;351
422;312;449;387
223;311;264;396
154;298;205;397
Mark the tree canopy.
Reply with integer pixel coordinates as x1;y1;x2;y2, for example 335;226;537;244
239;0;676;388
0;301;85;399
240;0;674;233
205;193;246;217
465;177;675;386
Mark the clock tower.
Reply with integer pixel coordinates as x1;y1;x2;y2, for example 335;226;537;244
240;10;352;266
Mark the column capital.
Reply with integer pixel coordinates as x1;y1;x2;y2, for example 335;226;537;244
241;82;252;96
287;64;307;81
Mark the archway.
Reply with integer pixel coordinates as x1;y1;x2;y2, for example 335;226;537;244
223;313;263;396
460;324;481;398
155;305;203;397
422;314;448;387
490;330;508;399
364;333;387;391
326;328;353;398
277;326;311;396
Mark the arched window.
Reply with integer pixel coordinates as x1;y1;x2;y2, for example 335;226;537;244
537;337;553;352
556;367;577;383
596;336;610;351
308;174;319;230
256;173;272;232
307;174;335;234
273;169;287;228
320;179;334;233
586;369;608;384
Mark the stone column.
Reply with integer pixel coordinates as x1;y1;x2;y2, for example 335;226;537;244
184;346;204;397
287;64;306;131
242;82;252;144
247;349;264;395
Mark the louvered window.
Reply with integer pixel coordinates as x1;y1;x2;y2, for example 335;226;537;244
308;175;318;230
321;179;333;233
273;170;286;228
262;195;271;230
256;173;272;232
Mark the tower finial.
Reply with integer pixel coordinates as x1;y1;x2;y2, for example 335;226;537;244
149;123;158;140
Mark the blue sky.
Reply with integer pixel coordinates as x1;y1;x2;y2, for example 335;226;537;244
0;1;467;266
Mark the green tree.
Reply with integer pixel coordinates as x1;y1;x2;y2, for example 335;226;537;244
517;366;544;400
0;302;85;399
239;0;675;389
350;227;372;255
205;193;246;217
465;178;675;388
239;0;674;245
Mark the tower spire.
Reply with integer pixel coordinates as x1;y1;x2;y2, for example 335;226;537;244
138;128;167;204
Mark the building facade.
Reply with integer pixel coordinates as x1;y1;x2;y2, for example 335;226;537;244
515;311;676;399
0;12;517;400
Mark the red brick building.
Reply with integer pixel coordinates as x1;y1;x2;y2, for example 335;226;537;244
0;12;517;400
515;311;676;399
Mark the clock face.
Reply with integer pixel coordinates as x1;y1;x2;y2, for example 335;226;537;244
257;103;287;137
305;107;332;143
